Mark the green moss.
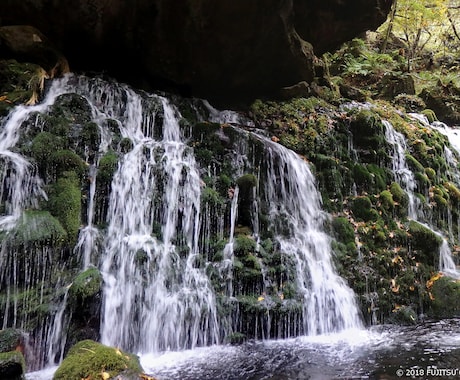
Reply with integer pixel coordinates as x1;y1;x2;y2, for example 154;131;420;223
421;109;438;123
69;267;102;304
331;217;355;245
236;174;257;189
444;182;460;202
405;153;424;173
379;190;394;214
30;132;64;167
53;340;143;380
0;351;25;380
47;171;82;243
351;196;379;222
9;210;67;245
98;150;118;185
407;220;442;254
119;138;133;153
390;182;409;216
429;276;460;318
201;187;225;208
51;150;86;179
234;236;257;257
425;167;436;182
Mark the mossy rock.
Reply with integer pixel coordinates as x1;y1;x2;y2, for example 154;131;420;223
8;210;67;245
378;73;415;99
51;150;87;179
393;94;426;113
98;150;118;185
29;132;64;173
429;276;460;318
226;332;247;345
201;187;225;208
407;220;442;254
236;174;257;190
379;190;394;213
0;351;25;380
69;267;103;305
351;196;379;222
390;182;409;216
50;94;93;125
331;217;355;245
389;305;417;325
0;329;23;353
53;340;143;380
47;171;82;243
420;85;460;125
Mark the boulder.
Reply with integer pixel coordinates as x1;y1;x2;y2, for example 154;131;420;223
0;0;393;107
53;340;144;380
0;351;25;380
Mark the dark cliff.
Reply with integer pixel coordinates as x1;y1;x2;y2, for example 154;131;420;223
0;0;393;106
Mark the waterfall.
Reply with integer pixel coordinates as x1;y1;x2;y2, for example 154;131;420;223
383;120;422;219
251;133;363;335
384;119;460;278
0;76;79;369
2;74;365;373
100;94;220;352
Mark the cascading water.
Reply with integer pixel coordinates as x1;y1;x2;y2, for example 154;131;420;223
250;133;363;335
100;94;220;352
384;118;460;278
2;74;365;378
383;120;422;220
0;76;78;369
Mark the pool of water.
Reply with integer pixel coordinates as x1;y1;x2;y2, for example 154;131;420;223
26;319;460;380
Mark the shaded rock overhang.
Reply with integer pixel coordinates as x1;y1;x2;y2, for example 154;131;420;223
0;0;394;108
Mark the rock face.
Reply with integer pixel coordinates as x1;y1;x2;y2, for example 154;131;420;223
0;1;392;102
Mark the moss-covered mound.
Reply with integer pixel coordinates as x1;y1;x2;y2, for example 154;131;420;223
53;340;143;380
0;351;25;380
428;275;460;318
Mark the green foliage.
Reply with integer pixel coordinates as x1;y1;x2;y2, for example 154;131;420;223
201;187;225;208
53;340;143;380
234;236;257;257
0;59;42;116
